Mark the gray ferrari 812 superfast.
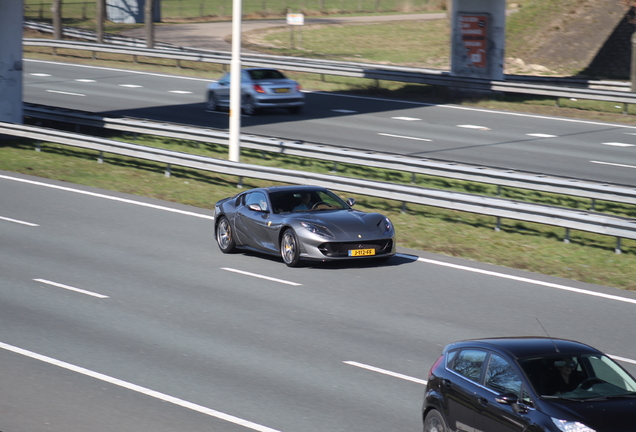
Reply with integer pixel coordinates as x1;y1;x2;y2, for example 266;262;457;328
213;185;396;266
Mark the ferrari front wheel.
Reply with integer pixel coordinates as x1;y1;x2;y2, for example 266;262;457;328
280;229;300;267
216;216;236;253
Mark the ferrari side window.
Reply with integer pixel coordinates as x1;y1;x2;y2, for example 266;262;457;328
451;349;487;383
245;192;268;211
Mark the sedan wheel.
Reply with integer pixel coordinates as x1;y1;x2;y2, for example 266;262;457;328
206;92;220;111
280;229;301;267
423;410;447;432
242;96;257;115
216;216;236;253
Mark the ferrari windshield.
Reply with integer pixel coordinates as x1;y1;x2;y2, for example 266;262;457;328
270;189;350;214
519;353;636;400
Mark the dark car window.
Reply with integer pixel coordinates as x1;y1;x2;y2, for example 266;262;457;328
248;69;286;80
451;349;488;383
485;354;523;396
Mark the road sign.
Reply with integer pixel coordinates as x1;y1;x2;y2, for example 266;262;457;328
459;14;488;68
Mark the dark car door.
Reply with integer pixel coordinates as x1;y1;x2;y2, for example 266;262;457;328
443;349;489;432
475;353;532;432
235;191;279;251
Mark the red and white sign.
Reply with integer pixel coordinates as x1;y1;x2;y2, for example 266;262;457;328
459;14;488;68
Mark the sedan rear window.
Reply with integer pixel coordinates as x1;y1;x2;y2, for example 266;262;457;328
248;69;286;80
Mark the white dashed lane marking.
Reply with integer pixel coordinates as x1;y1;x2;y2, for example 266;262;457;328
527;133;557;138
378;133;432;142
602;142;635;147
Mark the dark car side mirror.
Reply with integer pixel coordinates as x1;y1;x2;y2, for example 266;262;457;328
495;393;527;414
346;198;356;207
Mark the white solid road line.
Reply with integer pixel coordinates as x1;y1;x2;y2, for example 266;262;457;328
590;160;636;169
222;268;302;286
0;215;39;226
34;279;109;299
408;255;636;306
344;361;428;385
0;341;282;432
0;174;216;220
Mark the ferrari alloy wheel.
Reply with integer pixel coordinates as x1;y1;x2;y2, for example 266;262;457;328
216;216;235;253
423;410;447;432
280;229;300;267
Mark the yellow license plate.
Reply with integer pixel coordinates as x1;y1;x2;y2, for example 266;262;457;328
348;248;375;257
274;88;290;93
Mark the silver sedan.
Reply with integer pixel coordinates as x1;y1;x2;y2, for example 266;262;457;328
205;68;305;115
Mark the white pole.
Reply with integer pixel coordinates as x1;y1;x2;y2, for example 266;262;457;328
0;0;24;123
228;0;242;162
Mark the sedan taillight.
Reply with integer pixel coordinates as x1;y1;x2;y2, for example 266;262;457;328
253;84;266;93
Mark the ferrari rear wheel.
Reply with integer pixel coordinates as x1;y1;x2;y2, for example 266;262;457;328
281;229;300;267
216;216;236;253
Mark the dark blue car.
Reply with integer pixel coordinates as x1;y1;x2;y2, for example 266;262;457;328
423;337;636;432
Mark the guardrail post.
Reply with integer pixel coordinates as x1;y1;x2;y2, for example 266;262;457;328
589;198;596;211
623;103;628;115
98;151;104;163
555;98;560;108
564;228;570;244
331;162;338;173
165;164;172;177
92;51;97;60
615;237;622;254
35;142;41;152
237;176;244;188
401;202;407;213
495;217;501;232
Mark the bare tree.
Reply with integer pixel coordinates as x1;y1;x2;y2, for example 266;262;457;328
52;0;62;39
145;0;155;48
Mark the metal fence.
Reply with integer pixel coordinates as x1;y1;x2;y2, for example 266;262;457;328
24;0;444;21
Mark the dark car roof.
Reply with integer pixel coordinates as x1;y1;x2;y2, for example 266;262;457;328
445;337;602;360
262;185;325;194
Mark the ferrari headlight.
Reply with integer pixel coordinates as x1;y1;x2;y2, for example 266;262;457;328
380;217;392;235
301;222;335;239
552;418;595;432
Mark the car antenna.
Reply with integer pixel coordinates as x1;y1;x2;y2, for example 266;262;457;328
536;318;560;353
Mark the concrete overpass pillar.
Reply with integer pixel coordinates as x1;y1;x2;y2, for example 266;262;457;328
0;0;24;123
450;0;506;81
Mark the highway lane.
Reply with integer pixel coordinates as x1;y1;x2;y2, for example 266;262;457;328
3;170;636;431
23;59;636;186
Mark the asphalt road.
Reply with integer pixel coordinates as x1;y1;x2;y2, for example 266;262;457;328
23;59;636;187
3;170;636;432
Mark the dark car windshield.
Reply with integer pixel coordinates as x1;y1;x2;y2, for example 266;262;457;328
519;353;636;400
269;189;350;214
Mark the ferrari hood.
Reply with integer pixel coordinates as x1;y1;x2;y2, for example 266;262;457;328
299;210;392;239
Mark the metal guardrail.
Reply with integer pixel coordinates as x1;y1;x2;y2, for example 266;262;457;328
23;21;631;93
2;121;635;252
22;37;636;106
24;104;636;208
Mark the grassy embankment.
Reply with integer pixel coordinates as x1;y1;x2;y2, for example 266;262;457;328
10;0;636;290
